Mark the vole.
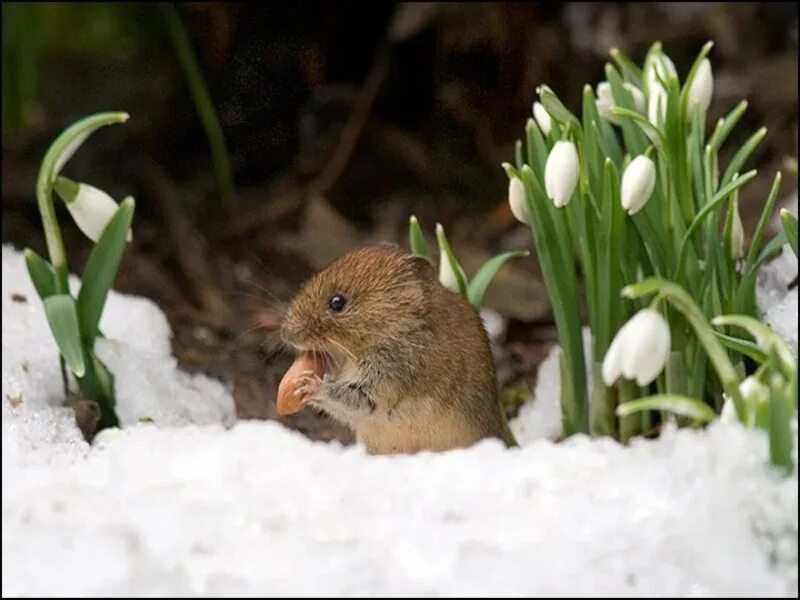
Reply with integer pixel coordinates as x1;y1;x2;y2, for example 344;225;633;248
278;244;517;454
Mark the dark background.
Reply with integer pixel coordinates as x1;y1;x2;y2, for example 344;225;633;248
3;2;798;443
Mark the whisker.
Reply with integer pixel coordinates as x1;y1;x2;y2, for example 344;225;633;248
324;336;357;364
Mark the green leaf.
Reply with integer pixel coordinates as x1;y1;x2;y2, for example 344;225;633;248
160;2;235;213
709;100;748;153
610;106;666;150
90;351;115;406
77;197;135;344
23;248;57;299
675;170;757;279
711;314;795;371
43;294;86;377
713;331;767;363
408;215;430;259
615;394;717;423
754;231;786;271
720;127;766;188
768;372;794;472
780;209;798;258
744;172;782;271
467;250;529;308
609;47;643;87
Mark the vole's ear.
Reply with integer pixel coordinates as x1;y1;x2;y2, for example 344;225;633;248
406;254;437;282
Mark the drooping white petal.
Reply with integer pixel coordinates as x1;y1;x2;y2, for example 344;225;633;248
620;155;656;215
626;83;646;113
618;309;671;386
647;82;667;126
532;102;552;136
601;326;626;386
544;141;580;208
56;178;131;243
595;82;617;124
508;177;529;225
739;376;768;405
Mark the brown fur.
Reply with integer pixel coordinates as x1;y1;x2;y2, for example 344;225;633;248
280;244;516;454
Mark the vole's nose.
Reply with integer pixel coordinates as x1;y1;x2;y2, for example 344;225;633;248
280;313;315;349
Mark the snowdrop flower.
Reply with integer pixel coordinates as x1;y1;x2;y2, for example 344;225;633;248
687;58;713;119
54;176;132;243
532;102;552;136
645;54;675;126
719;396;737;424
739;376;768;407
602;309;671;386
595;82;645;124
647;82;668;126
544;141;580;208
620;155;656;215
644;53;677;93
508;177;529;224
436;224;461;293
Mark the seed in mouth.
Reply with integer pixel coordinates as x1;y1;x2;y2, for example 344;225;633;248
276;351;325;415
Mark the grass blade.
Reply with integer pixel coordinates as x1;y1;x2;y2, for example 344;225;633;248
467;250;529;308
160;2;235;213
408;215;430;259
780;209;798;257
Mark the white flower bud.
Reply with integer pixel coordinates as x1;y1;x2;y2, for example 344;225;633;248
508;177;529;225
532;102;552;136
647;82;668;126
644;53;677;93
720;396;738;424
688;58;713;119
436;223;462;294
544;141;580;208
596;82;645;125
602;309;671;386
739;376;768;405
620;155;657;215
54;177;132;244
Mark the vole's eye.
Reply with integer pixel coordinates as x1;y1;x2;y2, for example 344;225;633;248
328;293;347;312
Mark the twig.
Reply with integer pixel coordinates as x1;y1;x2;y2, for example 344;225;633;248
138;159;233;326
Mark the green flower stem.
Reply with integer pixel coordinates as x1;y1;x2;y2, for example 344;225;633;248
35;112;129;293
617;379;640;443
590;362;616;437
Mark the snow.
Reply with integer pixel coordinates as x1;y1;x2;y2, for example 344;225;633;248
757;244;799;355
2;243;798;597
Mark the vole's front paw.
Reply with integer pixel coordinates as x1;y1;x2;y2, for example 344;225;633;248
296;370;323;399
